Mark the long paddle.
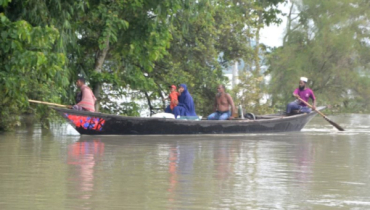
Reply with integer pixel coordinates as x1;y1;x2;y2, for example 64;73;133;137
28;99;70;108
297;97;344;131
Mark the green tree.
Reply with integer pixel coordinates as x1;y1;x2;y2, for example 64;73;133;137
0;0;287;131
267;0;370;112
0;13;69;130
231;72;275;114
135;0;286;116
68;0;184;112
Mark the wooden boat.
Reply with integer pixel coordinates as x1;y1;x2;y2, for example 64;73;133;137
52;106;325;135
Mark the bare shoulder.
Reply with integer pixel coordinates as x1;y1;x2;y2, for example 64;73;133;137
225;93;234;102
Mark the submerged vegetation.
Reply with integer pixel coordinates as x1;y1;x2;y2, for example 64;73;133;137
1;0;370;131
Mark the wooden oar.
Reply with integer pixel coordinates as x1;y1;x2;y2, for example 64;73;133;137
28;99;70;108
297;97;344;131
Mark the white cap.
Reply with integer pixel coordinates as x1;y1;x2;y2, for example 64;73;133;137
300;77;308;82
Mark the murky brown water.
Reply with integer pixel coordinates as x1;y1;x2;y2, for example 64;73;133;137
0;114;369;209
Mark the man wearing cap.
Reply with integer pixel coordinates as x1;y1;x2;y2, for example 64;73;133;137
165;85;180;113
286;77;316;115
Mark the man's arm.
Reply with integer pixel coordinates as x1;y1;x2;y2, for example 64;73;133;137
226;94;236;119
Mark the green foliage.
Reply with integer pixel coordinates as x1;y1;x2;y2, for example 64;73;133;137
66;0;185;112
138;0;285;117
0;0;11;7
0;0;286;130
0;13;69;130
101;102;140;116
90;71;120;87
267;0;370;113
231;72;275;114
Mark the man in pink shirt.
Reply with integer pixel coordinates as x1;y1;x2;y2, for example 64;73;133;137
286;77;316;115
71;77;97;112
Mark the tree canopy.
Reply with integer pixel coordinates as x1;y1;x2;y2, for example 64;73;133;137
267;0;370;112
1;0;296;131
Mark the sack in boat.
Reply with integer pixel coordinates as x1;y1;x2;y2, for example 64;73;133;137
151;113;175;119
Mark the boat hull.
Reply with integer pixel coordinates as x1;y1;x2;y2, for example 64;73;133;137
53;107;324;135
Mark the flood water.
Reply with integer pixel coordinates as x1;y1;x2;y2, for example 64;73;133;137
0;114;369;209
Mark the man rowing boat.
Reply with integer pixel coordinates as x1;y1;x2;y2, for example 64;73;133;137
286;77;316;115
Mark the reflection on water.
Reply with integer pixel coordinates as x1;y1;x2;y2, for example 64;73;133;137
168;146;178;204
0;114;370;209
67;140;104;201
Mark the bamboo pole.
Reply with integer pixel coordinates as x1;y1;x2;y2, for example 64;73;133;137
28;99;70;108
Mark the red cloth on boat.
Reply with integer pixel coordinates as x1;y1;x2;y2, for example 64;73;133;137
169;91;180;110
77;85;96;112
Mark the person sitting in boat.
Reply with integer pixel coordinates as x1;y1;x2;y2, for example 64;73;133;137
70;77;97;112
164;85;180;113
172;84;198;119
207;84;236;120
286;77;316;115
